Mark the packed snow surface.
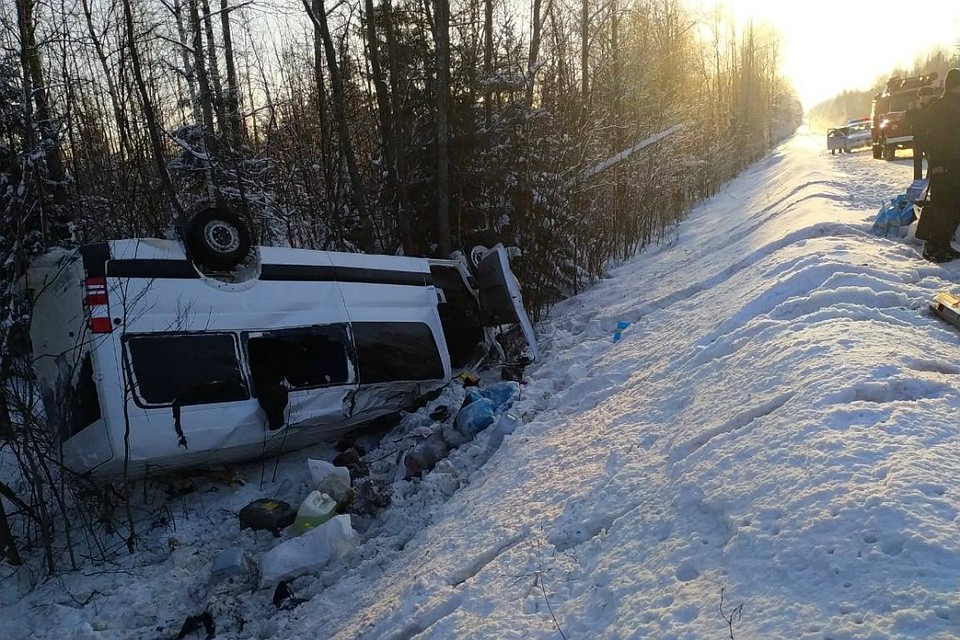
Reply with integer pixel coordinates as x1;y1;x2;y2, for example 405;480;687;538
3;129;959;639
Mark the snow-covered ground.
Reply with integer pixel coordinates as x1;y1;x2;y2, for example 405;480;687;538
3;129;959;639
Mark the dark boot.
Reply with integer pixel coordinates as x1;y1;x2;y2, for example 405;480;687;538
922;243;958;263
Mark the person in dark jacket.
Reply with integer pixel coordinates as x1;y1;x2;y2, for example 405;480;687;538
915;68;960;263
905;86;939;180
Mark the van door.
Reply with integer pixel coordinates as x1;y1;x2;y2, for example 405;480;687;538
347;320;448;419
429;264;484;368
243;324;358;431
475;245;539;361
122;331;260;461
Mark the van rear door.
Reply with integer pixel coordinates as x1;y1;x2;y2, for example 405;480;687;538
475;245;539;361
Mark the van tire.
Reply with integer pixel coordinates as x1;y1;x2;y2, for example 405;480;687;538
461;230;498;269
468;245;490;269
185;207;253;270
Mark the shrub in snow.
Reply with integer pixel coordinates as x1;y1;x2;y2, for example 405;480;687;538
259;515;357;587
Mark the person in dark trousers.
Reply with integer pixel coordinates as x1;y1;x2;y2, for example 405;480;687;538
915;68;960;263
905;86;939;180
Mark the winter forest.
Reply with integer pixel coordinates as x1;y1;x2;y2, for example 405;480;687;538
0;0;801;575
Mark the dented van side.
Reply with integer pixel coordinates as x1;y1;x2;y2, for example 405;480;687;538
28;239;537;480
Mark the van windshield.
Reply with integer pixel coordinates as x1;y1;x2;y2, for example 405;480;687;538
125;333;248;406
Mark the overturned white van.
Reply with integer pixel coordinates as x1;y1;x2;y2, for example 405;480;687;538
27;236;537;480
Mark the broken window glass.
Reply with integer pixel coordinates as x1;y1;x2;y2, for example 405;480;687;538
245;325;352;391
124;333;248;406
351;322;444;384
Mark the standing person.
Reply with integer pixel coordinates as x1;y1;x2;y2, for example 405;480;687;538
915;68;960;262
906;86;939;180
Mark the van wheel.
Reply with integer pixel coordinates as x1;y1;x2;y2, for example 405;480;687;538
461;230;499;269
468;245;490;269
185;207;253;270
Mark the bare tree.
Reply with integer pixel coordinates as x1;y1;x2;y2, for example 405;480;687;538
434;0;452;256
121;0;185;224
302;0;374;249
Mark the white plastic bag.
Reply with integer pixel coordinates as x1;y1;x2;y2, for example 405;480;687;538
306;458;353;506
259;514;357;587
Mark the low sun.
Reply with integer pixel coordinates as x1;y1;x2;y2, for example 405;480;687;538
695;0;960;109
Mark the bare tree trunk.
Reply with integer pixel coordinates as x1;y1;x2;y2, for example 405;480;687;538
383;0;413;254
121;0;186;225
81;0;134;161
302;0;372;248
434;0;452;257
199;0;227;135
0;491;22;567
219;0;245;142
363;0;401;249
525;0;546;109
484;0;493;126
188;0;222;204
16;0;71;245
611;0;621;149
244;51;258;142
173;0;202;126
580;0;589;100
309;3;340;244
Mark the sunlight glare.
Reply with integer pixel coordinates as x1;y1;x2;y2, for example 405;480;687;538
690;0;960;110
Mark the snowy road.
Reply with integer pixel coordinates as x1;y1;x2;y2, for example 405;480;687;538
283;131;959;639
4;129;959;640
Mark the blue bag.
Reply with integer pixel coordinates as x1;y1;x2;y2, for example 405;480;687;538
871;194;916;237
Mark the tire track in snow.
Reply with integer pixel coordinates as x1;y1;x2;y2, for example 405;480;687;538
667;392;795;466
819;378;957;407
356;533;528;640
364;591;466;640
447;531;527;587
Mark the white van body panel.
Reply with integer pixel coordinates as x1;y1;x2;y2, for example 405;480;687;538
27;238;534;480
29;250;117;472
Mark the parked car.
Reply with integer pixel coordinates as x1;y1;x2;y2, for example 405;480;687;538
844;118;872;151
26;211;538;481
827;127;849;155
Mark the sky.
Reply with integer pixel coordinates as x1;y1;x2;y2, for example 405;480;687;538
3;129;959;639
702;1;960;109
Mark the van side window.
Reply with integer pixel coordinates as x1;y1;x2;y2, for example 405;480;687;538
246;325;353;391
124;333;248;406
352;322;444;384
